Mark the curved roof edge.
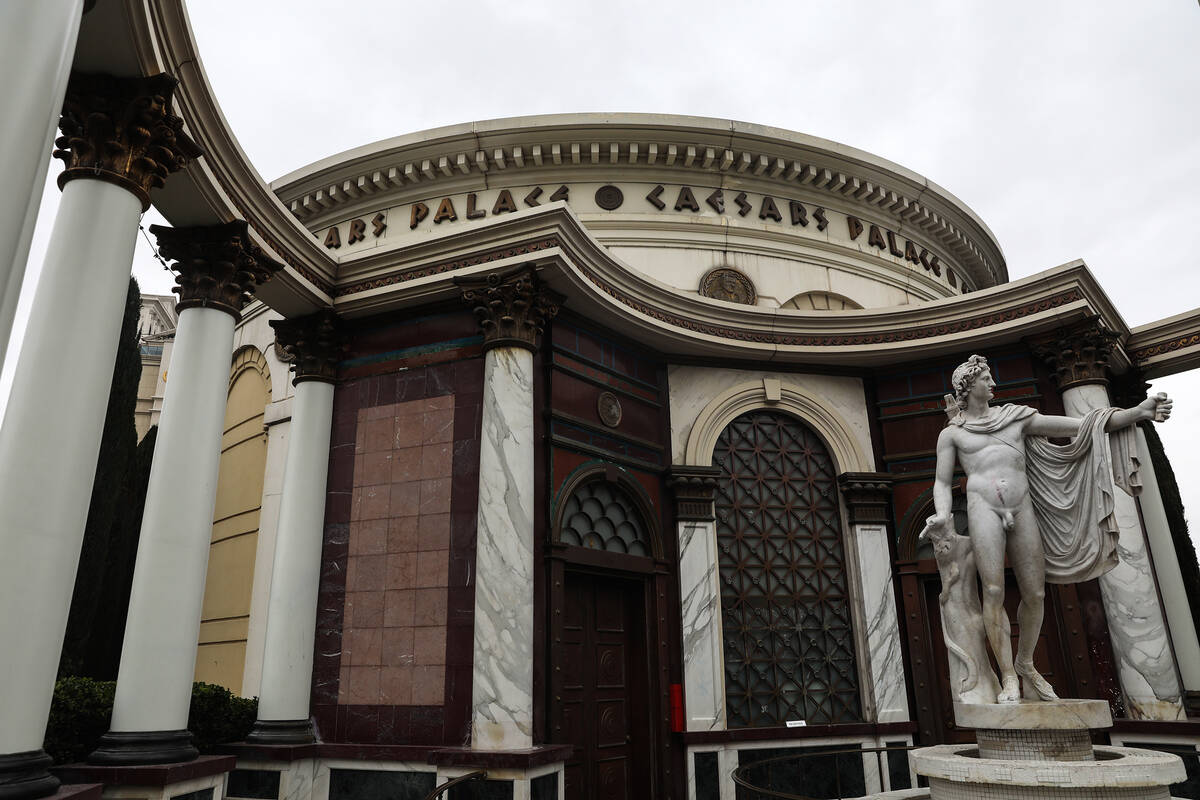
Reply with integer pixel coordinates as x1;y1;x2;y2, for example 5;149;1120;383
271;112;1008;288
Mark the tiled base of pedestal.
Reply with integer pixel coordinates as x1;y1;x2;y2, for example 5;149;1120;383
975;728;1093;761
912;745;1185;800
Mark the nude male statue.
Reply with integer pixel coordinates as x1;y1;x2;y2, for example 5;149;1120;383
931;355;1172;703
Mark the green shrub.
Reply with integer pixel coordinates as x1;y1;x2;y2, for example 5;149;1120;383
44;677;115;764
43;677;258;763
188;682;258;752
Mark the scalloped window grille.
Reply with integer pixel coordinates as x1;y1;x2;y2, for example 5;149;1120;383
559;480;651;556
714;410;862;727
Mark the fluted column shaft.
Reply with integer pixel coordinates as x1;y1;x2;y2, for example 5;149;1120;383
0;72;199;800
92;222;281;765
249;312;342;744
0;0;84;370
458;269;558;750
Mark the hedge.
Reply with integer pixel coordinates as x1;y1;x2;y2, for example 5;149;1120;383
44;677;257;764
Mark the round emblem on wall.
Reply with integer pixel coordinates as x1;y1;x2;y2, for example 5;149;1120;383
699;267;757;305
597;391;622;428
594;185;624;210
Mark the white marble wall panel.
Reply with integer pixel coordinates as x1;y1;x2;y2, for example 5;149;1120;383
854;524;910;723
678;520;726;731
1062;385;1184;720
471;346;536;749
232;759;318;800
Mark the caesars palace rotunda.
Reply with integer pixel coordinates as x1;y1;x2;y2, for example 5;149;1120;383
3;3;1200;800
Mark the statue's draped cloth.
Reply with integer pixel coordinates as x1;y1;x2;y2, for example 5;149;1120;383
960;404;1141;583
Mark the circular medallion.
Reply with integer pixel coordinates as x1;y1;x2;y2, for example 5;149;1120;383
699;267;757;305
594;185;624;210
597;391;622;428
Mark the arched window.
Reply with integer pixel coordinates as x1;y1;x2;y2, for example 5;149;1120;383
559;479;653;557
780;290;863;311
714;410;862;727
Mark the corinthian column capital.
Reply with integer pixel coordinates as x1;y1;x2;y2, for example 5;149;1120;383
457;268;561;352
1028;317;1122;391
53;72;202;210
151;221;283;321
270;310;345;385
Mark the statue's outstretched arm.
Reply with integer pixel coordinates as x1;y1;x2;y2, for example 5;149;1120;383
1105;393;1172;430
1025;413;1082;437
1024;393;1171;437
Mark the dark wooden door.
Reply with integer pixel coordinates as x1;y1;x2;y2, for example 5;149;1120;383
556;571;651;799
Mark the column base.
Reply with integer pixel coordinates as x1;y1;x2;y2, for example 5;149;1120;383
87;731;197;766
245;719;316;745
0;751;59;800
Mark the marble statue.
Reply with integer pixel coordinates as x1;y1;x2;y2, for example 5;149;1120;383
927;354;1172;704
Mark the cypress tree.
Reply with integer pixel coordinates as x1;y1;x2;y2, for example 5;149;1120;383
1140;421;1200;644
59;278;144;678
92;423;158;679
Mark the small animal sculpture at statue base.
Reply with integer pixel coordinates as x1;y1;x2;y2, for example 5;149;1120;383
920;517;1001;705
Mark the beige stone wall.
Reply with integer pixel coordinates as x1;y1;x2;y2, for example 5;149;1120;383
133;357;161;441
194;347;270;693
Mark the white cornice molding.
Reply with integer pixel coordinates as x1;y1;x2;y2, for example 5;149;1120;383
108;1;1159;375
125;0;336;315
1127;307;1200;378
328;203;1123;367
269;114;1007;292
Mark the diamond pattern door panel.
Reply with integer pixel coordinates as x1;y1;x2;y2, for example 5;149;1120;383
713;410;863;727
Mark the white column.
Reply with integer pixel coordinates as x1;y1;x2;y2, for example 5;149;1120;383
0;0;84;370
1132;427;1200;696
100;307;237;758
678;519;726;731
471;345;536;750
1061;384;1185;720
241;400;291;700
852;522;910;723
251;379;335;740
0;179;140;775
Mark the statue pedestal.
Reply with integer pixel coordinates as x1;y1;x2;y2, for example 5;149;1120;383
911;700;1185;799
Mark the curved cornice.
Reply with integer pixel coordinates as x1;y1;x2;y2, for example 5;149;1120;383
96;0;1173;377
122;0;336;315
328;202;1127;369
104;0;1005;313
270;113;1007;292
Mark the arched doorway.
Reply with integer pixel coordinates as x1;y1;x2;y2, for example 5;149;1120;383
548;466;666;800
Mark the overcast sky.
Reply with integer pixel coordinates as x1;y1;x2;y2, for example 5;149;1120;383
3;1;1199;541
